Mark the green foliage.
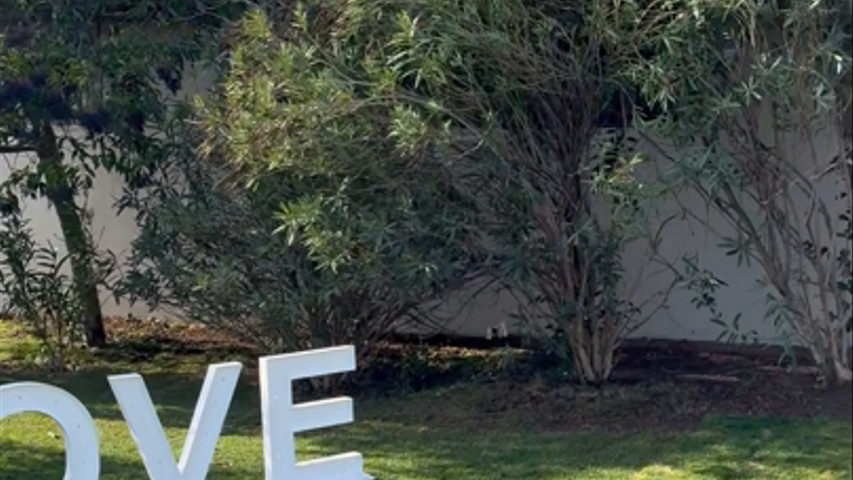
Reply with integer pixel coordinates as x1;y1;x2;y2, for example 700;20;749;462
0;0;243;177
204;2;661;383
615;0;852;381
187;7;486;353
0;213;112;369
122;128;463;356
0;0;247;345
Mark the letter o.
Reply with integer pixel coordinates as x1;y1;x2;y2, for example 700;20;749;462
0;382;99;480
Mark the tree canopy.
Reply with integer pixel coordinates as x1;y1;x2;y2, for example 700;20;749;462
1;0;245;345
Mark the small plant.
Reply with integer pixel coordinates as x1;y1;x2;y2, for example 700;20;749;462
0;212;112;370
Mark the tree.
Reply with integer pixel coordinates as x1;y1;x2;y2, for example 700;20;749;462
0;1;244;346
120;6;483;358
203;1;660;383
615;0;852;382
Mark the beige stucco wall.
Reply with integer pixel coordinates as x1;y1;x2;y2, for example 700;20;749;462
0;66;214;320
433;126;850;345
429;179;780;342
3;79;848;346
1;149;156;319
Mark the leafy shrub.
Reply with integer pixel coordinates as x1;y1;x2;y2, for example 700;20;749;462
124;8;484;358
122;132;473;357
191;2;673;384
620;0;852;382
0;213;111;369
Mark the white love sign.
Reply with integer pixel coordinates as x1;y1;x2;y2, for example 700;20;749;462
0;345;372;480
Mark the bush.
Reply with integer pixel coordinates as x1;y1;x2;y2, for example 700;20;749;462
619;0;852;383
0;213;112;369
122;133;473;357
127;8;484;357
189;2;671;384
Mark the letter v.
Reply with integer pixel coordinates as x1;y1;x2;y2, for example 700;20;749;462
108;362;242;480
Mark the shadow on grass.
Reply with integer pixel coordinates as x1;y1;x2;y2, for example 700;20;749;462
302;416;852;480
0;368;371;435
679;416;852;478
0;441;160;480
0;369;263;434
0;439;262;480
1;366;851;480
0;415;849;480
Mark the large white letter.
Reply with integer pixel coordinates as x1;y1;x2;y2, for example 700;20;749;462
259;346;371;480
0;382;99;480
108;362;242;480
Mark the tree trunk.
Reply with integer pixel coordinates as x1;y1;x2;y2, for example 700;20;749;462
36;124;107;347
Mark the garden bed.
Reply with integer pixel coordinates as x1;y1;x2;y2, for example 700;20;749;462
96;317;853;432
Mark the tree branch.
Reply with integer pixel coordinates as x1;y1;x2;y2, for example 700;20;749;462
0;145;35;154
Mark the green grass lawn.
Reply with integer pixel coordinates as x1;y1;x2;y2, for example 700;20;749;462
1;322;851;479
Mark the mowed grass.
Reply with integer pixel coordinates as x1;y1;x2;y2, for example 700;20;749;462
1;322;851;479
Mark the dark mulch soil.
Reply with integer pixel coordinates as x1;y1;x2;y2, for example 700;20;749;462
462;349;853;433
103;316;258;357
99;317;852;432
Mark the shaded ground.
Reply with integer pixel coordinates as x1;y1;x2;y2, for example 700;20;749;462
107;317;852;428
1;318;851;479
5;316;848;433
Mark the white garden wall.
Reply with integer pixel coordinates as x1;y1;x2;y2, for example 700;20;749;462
1;149;153;319
2;80;848;345
430;125;850;344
